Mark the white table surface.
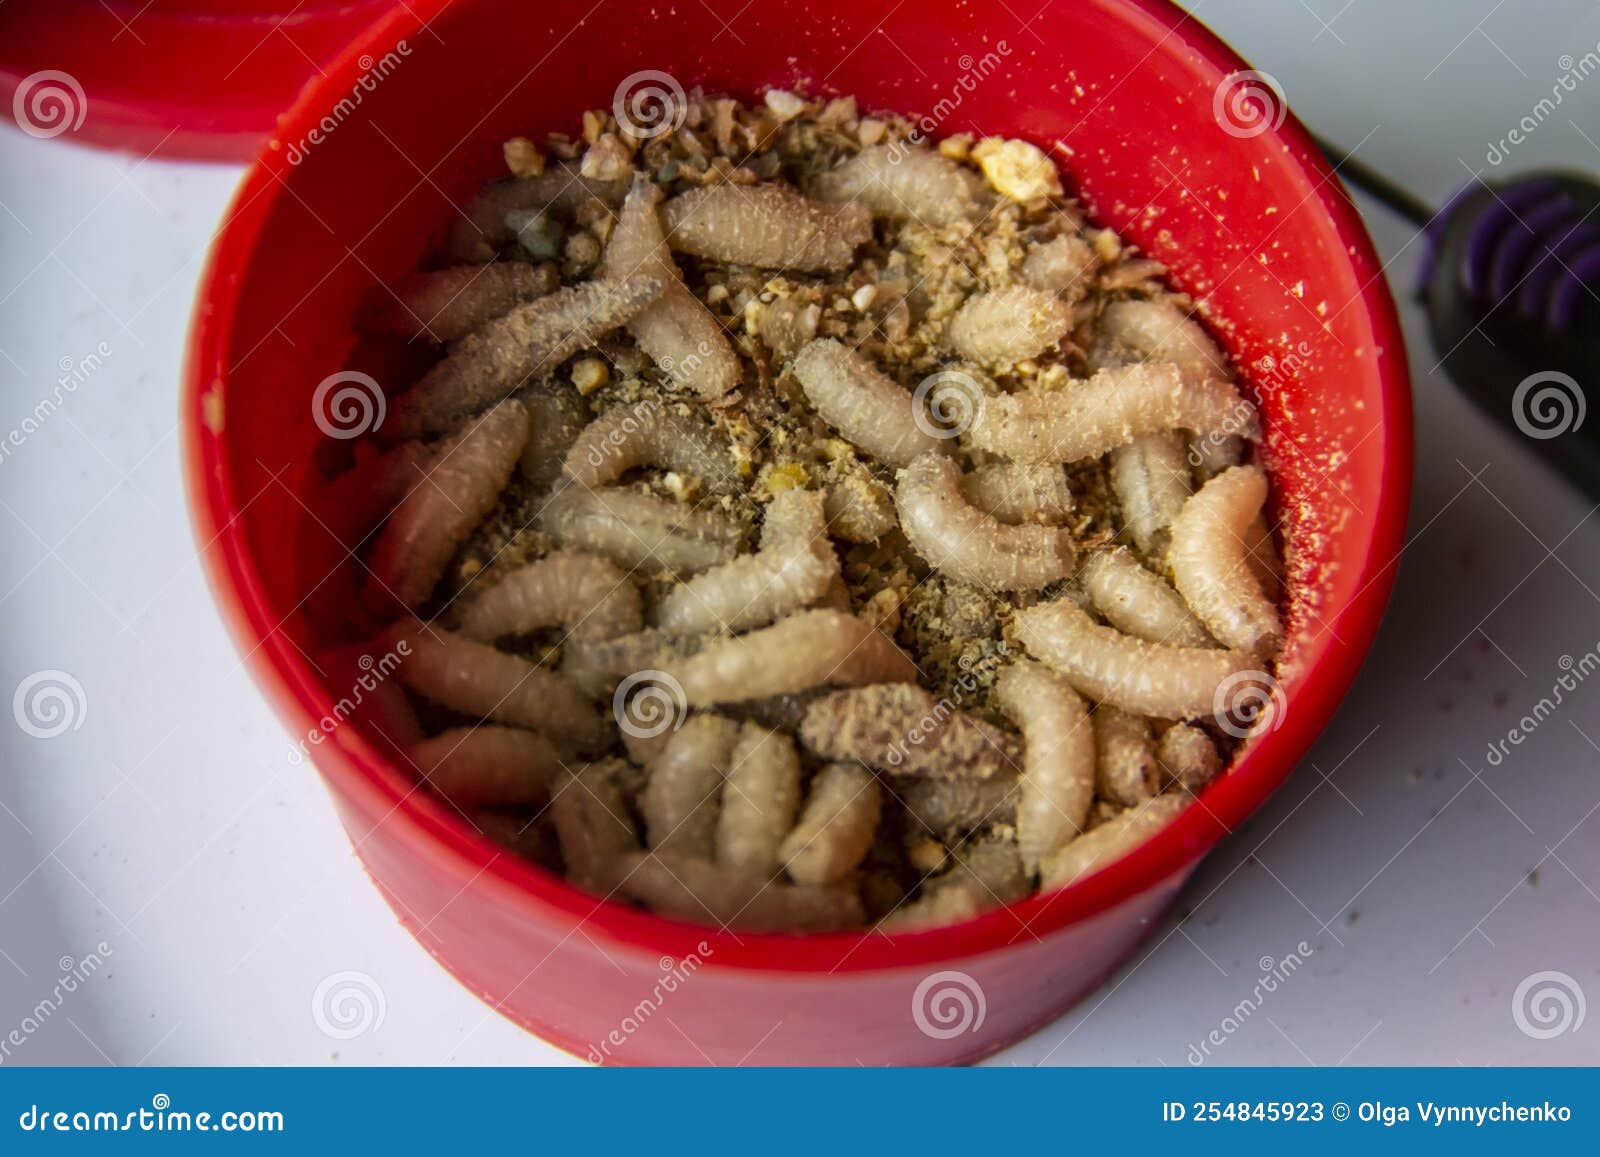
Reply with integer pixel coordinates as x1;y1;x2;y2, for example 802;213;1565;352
1;0;1597;1067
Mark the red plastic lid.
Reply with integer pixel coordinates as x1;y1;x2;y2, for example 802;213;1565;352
0;1;394;161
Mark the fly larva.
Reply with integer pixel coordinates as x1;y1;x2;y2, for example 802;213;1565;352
797;683;1020;780
1039;792;1191;891
602;175;741;398
383;620;609;753
562;404;739;493
642;713;739;859
366;399;529;615
779;762;882;886
614;850;864;932
1080;547;1213;649
457;550;643;643
660;183;872;272
1098;298;1228;386
958;460;1075;525
538;484;743;577
670;610;918;706
1014;597;1255;719
1109;432;1192;559
995;660;1095;873
1093;706;1160;807
319;439;432;553
409;725;565;810
880;835;1028;930
1167;465;1283;655
444;165;629;263
824;474;898;542
652;489;839;636
1020;234;1096;298
550;759;639;894
900;772;1019;838
391;275;662;437
809;144;989;226
1156;722;1222;792
895;452;1076;591
969;363;1253;464
756;297;821;358
357;263;558;343
560;627;704;700
945;285;1072;365
517;383;591;495
715;723;803;875
792;339;950;468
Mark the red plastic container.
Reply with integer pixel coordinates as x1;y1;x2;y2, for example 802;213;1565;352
183;0;1411;1064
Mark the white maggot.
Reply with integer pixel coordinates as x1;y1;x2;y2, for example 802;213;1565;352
366;399;529;615
562;402;740;493
615;850;864;931
1020;234;1096;298
1040;793;1191;891
670;610;918;705
1156;722;1223;791
1093;707;1160;807
896;453;1075;591
1015;597;1256;719
1167;465;1283;655
797;683;1020;780
899;773;1019;837
603;175;741;398
1098;298;1228;386
409;725;565;809
559;627;702;701
945;285;1072;365
958;461;1074;525
995;661;1095;874
1080;547;1213;649
538;484;744;577
715;723;803;875
358;263;557;343
791;339;949;468
456;550;643;643
384;620;609;753
652;489;838;636
443;164;629;263
391;275;662;437
969;363;1253;464
824;474;898;542
778;762;882;886
810;144;989;226
517;383;591;495
551;759;640;893
642;713;739;859
1109;431;1192;559
661;183;872;272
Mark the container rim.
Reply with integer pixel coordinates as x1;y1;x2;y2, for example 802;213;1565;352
182;0;1414;974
